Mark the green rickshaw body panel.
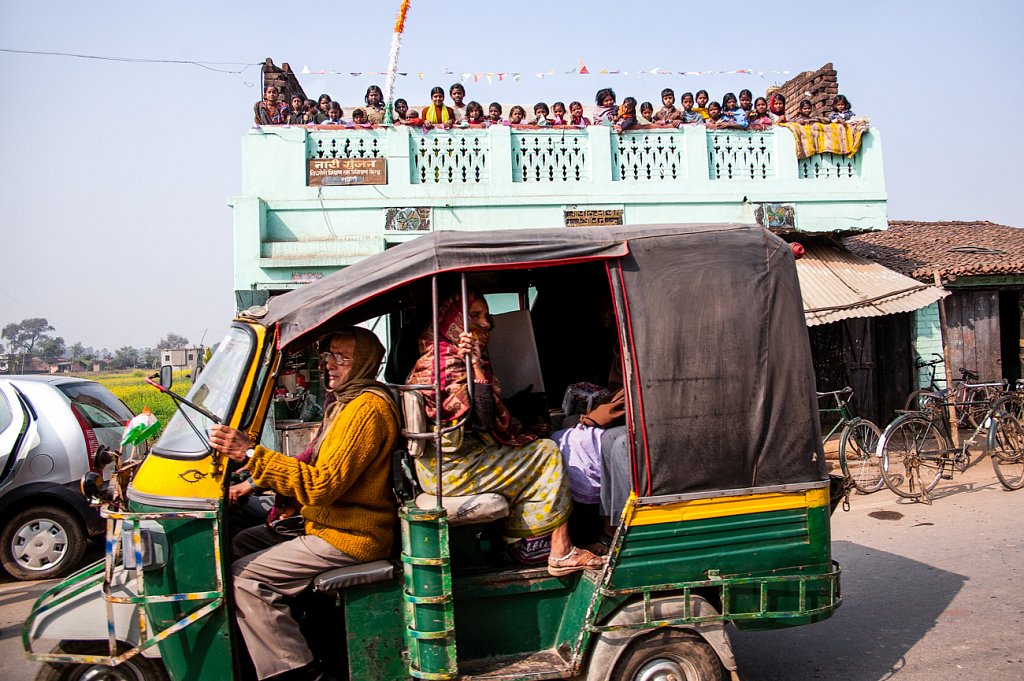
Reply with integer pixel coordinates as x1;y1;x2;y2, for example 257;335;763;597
131;501;234;681
604;488;838;631
343;579;408;681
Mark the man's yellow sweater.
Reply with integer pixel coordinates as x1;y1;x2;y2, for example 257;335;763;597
248;392;398;562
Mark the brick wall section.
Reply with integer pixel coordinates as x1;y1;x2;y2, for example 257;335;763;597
913;303;947;388
766;63;839;119
261;58;308;103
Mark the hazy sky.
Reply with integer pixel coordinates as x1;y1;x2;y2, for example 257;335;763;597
1;1;1022;350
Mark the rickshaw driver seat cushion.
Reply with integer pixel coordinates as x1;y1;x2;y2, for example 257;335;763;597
414;492;509;526
313;559;394;593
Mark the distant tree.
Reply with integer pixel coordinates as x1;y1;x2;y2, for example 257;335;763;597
140;347;159;369
157;333;190;350
38;336;66;359
112;346;140;370
69;342;84;363
2;318;55;372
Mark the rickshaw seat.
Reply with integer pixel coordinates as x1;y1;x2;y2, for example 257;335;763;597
400;389;428;459
313;559;394;593
394;379;510;528
414;492;509;526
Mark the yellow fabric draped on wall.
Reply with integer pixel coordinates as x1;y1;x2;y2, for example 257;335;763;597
781;121;869;159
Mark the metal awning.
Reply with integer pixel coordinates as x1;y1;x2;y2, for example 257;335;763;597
796;245;949;326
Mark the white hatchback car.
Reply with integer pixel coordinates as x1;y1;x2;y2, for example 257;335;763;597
0;375;135;580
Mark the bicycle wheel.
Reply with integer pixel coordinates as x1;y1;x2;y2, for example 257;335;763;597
962;385;998;430
879;414;948;499
838;419;883;494
991;394;1024;422
989;412;1024;490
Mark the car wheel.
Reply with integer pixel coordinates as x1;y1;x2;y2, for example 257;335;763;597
1;506;87;580
34;642;170;681
611;629;723;681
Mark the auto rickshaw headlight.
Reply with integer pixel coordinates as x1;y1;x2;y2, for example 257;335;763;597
81;471;108;500
121;520;168;570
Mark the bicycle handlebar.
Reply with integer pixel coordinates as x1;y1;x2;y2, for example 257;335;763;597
816;386;853;400
958;367;979;381
914;353;944;369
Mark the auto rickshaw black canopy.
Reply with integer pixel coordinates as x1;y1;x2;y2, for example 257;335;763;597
258;224;826;495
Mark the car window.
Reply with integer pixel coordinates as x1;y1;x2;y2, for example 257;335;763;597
58;383;133;430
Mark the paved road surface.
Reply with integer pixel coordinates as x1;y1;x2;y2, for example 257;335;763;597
2;462;1021;680
732;460;1024;680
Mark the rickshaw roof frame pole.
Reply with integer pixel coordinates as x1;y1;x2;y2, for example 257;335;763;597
429;274;472;509
432;276;442;508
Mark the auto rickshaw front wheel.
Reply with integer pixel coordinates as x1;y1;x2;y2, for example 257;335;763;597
610;628;724;681
34;643;170;681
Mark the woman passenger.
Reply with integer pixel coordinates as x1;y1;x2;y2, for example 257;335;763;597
406;293;605;575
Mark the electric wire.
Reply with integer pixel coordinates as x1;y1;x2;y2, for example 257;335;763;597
0;48;258;74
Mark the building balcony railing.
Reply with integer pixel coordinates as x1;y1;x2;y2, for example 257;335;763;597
292;125;878;188
232;123;885;297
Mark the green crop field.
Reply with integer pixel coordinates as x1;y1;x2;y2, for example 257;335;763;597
72;369;194;432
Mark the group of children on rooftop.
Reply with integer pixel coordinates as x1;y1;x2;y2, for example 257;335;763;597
254;82;858;132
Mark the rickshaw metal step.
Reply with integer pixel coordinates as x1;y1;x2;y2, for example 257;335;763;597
457;649;572;680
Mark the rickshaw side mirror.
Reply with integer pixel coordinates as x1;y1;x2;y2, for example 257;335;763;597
159;365;174;390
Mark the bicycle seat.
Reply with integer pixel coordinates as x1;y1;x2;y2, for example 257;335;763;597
959;368;979;381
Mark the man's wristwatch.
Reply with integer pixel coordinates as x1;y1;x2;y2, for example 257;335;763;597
244;448;255;459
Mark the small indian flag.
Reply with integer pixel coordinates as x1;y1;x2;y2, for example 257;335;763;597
121;407;160;446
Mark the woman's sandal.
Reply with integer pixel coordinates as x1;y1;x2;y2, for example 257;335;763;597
547;547;606;576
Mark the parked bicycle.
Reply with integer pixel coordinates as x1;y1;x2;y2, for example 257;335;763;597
904;354;1006;429
818;387;883;495
878;390;1024;502
987;392;1024;490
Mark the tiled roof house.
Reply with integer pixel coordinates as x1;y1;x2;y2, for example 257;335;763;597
847;221;1024;388
848;221;1024;283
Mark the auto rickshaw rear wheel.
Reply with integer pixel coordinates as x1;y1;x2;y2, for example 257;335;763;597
34;642;170;681
611;629;723;681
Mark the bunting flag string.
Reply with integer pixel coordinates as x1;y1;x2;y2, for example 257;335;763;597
300;62;792;83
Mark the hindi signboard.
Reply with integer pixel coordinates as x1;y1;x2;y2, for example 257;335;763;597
307;158;387;186
563;208;624;228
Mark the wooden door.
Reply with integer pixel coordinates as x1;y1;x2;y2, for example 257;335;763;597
944;290;1001;381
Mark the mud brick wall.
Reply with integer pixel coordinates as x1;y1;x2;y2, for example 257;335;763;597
261;58;307;103
766;63;839;119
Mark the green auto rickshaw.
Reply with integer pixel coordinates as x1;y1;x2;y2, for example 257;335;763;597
25;223;840;681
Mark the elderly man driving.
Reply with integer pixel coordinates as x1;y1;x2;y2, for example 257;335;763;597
210;326;398;681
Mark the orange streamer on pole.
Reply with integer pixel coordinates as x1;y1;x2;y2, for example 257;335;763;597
394;0;411;34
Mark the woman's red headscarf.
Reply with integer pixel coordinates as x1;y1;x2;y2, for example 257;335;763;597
406;293;535;446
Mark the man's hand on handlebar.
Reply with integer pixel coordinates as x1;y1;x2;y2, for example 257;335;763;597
209;424;252;462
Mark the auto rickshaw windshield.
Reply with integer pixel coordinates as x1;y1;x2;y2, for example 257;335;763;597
152;326;255;457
